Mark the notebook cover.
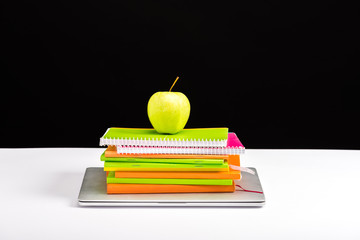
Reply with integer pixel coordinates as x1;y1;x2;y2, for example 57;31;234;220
107;172;233;185
107;182;235;194
103;161;229;172
114;170;241;179
100;127;228;147
227;132;244;148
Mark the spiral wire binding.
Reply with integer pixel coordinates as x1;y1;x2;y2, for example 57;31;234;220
99;137;228;148
115;146;245;155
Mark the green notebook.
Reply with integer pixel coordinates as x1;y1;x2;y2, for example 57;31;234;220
104;161;229;172
106;171;233;185
99;127;228;147
100;152;224;165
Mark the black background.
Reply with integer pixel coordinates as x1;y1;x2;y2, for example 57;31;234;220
1;1;359;148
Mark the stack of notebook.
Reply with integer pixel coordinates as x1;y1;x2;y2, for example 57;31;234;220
99;127;245;194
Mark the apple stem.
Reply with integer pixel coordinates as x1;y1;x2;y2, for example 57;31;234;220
169;76;179;92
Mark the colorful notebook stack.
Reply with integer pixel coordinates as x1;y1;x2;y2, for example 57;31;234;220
99;127;245;194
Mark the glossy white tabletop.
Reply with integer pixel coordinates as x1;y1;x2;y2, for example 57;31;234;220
0;148;359;239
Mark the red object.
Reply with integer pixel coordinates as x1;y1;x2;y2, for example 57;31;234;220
235;184;263;194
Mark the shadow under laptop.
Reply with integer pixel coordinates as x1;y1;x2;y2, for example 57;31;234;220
77;205;264;209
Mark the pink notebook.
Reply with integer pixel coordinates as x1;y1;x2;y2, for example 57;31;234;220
116;132;245;155
227;132;244;148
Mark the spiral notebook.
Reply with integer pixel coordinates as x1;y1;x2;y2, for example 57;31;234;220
99;127;229;147
115;132;245;155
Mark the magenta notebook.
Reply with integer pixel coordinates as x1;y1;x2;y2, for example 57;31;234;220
227;132;244;148
116;132;245;155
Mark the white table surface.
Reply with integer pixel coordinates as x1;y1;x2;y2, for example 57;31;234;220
0;148;359;239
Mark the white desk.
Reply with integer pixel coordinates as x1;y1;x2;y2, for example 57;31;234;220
0;148;359;239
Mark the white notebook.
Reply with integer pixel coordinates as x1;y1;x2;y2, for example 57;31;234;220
115;146;245;155
99;127;229;147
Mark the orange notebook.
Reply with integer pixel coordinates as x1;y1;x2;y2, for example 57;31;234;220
104;146;240;166
114;170;241;179
107;182;235;194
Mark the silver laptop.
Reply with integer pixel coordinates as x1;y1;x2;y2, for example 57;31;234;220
78;167;265;207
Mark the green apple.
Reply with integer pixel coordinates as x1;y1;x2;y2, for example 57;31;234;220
147;91;190;134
